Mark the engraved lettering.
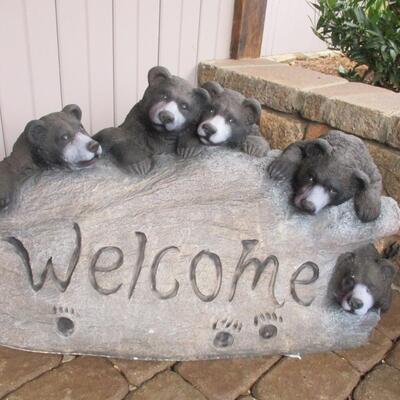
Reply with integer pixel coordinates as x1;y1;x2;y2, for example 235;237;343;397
4;223;81;292
128;232;147;299
190;250;222;302
89;246;124;295
290;262;319;306
150;246;180;299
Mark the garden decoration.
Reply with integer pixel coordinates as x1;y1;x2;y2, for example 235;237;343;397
0;149;398;360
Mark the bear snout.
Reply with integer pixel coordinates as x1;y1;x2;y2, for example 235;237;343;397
159;110;175;125
300;199;316;214
201;122;217;138
87;140;100;154
349;297;363;310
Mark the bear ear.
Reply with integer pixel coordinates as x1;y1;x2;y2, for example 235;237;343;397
148;66;171;86
242;98;261;125
202;81;224;98
62;104;82;122
353;169;371;190
304;138;333;158
193;88;211;105
25;120;47;145
380;260;396;282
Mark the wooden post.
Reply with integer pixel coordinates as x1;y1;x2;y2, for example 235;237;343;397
230;0;268;59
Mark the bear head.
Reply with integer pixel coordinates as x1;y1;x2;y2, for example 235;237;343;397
197;81;261;146
292;138;367;215
329;245;395;316
141;66;210;135
25;104;102;169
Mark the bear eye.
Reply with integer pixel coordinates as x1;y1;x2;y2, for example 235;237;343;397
209;107;215;115
181;102;189;110
228;116;235;124
61;133;71;141
308;175;315;183
161;94;168;101
329;186;338;195
342;276;355;291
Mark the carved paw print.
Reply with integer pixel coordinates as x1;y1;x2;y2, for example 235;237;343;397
176;145;202;159
254;312;283;340
53;306;78;338
212;318;242;348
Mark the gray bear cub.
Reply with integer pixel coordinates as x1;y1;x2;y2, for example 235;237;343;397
196;81;270;157
0;104;102;211
94;66;210;175
329;244;395;316
268;130;382;222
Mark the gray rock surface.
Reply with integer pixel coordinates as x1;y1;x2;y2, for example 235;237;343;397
0;148;399;360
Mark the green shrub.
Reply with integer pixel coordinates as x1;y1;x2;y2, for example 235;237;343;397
312;0;400;91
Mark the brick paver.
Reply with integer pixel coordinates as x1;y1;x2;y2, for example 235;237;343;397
5;356;129;400
126;370;206;400
176;356;280;400
111;359;175;387
377;290;400;340
252;352;360;400
386;341;400;370
0;347;61;398
336;329;393;373
353;364;400;400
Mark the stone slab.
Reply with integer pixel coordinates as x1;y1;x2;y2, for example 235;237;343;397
377;290;400;340
0;149;399;360
386;341;400;370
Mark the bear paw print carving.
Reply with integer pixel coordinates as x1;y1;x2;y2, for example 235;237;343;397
212;318;242;348
254;312;283;340
53;306;78;338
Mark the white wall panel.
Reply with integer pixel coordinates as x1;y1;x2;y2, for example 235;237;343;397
56;0;91;129
0;0;35;154
262;0;327;56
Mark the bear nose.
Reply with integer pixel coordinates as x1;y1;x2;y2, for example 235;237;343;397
87;140;100;154
349;297;363;310
159;110;174;124
301;199;316;214
202;123;216;137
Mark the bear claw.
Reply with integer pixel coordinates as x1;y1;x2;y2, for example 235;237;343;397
127;159;153;175
268;159;296;181
177;146;202;159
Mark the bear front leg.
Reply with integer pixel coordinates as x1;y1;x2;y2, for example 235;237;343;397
110;142;154;176
267;141;305;181
0;164;16;211
354;181;382;222
176;134;203;159
241;135;270;157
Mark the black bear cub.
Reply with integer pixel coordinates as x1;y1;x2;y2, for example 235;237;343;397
329;244;395;316
94;66;210;175
196;81;270;157
268;130;382;222
0;104;102;211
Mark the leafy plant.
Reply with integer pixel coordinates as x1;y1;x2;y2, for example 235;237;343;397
311;0;400;91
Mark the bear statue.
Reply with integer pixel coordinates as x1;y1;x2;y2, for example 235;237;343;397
196;81;270;157
94;66;210;175
268;130;382;222
0;104;102;211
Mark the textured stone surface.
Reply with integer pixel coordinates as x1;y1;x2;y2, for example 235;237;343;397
353;364;400;400
198;62;346;113
176;356;279;400
253;352;360;400
0;149;398;360
377;291;400;340
0;347;61;398
6;357;129;400
260;108;306;150
367;141;400;204
126;370;206;400
386;341;400;370
305;122;331;139
111;360;174;386
336;329;393;373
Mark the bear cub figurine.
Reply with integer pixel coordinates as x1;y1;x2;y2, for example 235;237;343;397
329;244;396;316
197;81;270;157
94;66;210;175
0;104;102;211
268;130;382;222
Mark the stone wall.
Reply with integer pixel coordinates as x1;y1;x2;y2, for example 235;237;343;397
198;59;400;207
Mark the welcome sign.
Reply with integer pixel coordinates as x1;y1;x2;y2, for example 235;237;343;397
0;149;398;360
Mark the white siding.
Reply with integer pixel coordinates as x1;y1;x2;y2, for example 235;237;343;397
262;0;327;56
0;0;234;158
